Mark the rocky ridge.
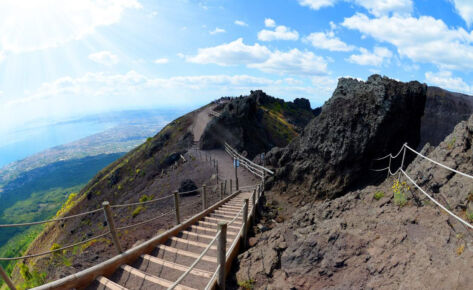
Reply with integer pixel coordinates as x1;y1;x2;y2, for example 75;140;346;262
266;75;427;199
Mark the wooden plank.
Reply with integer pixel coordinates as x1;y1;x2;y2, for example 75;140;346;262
96;276;128;290
180;231;234;243
169;237;217;250
197;221;240;230
204;216;242;225
141;255;213;278
189;225;238;236
157;245;217;263
120;265;196;290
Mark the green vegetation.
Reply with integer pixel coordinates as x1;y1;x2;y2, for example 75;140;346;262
238;278;256;289
373;191;385;200
0;153;123;287
18;262;46;289
132;206;145;218
457;244;465;256
392;180;409;207
447;137;456;149
139;194;153;202
466;211;473;223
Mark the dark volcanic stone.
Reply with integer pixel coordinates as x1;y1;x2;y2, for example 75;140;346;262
267;74;427;199
420;86;473;148
179;179;198;194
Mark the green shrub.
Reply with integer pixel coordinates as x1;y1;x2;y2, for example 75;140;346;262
373;191;385;200
132;206;145;218
238;279;256;290
139;195;150;202
392;180;408;207
18;263;46;289
466;211;473;223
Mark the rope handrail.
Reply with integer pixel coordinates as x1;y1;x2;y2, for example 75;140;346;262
116;210;175;231
400;169;473;230
168;230;220;289
0;231;110;261
0;208;103;228
111;194;174;209
404;144;473;180
224;143;274;175
374;145;405;161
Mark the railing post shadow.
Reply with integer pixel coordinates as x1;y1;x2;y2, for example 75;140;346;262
173;191;180;225
217;222;227;290
102;201;123;254
242;199;249;249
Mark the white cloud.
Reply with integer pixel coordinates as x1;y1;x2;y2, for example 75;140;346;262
342;13;473;71
348;46;392;66
234;20;248;27
0;51;4;62
351;0;412;17
186;38;271;66
210;27;226;35
153;58;169;64
1;71;328;133
297;0;412;16
249;49;328;75
0;0;141;53
264;18;276;27
311;75;339;96
88;51;119;65
258;25;299;41
305;31;355;51
450;0;473;26
425;71;471;94
297;0;337;10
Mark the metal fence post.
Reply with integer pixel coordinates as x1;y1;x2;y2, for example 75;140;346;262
202;184;207;210
398;143;407;181
242;199;249;249
102;201;123;254
0;265;16;290
387;155;392;179
173;191;180;225
217;222;227;290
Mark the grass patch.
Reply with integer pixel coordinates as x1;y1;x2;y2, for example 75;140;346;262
373;191;385;200
392;180;409;207
457;244;465;256
238;279;256;290
132;206;145;218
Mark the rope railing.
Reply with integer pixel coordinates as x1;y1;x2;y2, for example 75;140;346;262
373;143;473;231
0;208;103;228
0;231;110;261
224;142;274;175
116;210;176;231
168;230;220;289
110;194;174;209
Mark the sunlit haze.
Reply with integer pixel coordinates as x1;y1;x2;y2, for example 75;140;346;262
1;0;473;135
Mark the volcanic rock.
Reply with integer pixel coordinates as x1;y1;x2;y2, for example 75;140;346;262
267;75;427;199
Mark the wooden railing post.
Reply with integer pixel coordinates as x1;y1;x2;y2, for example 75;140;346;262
230;179;233;194
235;159;239;191
252;189;256;224
217;222;227;289
242;199;249;249
102;201;123;254
202;184;207;210
173;191;180;225
224;179;227;196
0;265;16;290
216;162;219;185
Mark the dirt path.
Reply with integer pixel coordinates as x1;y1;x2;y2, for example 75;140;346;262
191;105;260;188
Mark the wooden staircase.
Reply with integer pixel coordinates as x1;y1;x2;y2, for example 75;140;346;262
86;191;253;290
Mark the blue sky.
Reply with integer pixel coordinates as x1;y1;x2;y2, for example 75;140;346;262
1;0;473;137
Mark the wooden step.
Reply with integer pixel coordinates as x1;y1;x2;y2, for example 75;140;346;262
203;216;242;225
96;276;128;290
210;212;241;220
179;231;235;243
157;245;217;263
189;225;238;236
169;236;218;250
141;254;213;278
120;265;196;290
197;220;240;230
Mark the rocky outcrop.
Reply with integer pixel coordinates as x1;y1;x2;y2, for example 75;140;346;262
234;113;473;290
267;75;427;199
407;114;473;210
200;90;316;158
420;87;473;148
